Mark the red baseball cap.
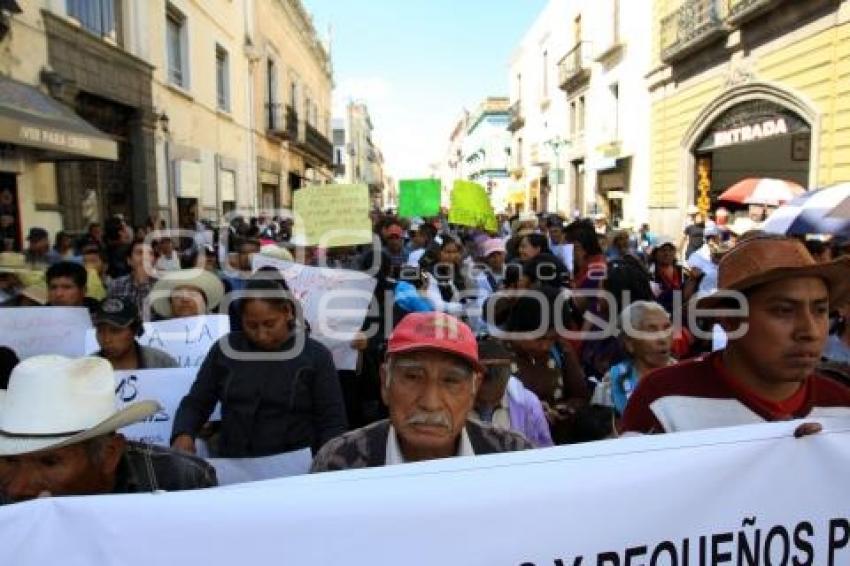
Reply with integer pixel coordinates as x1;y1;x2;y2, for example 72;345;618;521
387;312;482;372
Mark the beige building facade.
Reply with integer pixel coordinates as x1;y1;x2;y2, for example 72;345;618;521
0;0;333;251
251;0;334;213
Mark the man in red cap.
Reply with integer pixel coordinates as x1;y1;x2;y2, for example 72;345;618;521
621;236;850;435
311;312;532;471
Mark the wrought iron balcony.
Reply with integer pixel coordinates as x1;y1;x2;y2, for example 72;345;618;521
727;0;785;25
558;41;592;92
660;0;728;64
301;122;334;167
266;103;298;141
507;100;524;133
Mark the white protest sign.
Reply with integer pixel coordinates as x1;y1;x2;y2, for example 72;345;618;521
3;418;850;565
86;314;230;368
208;448;312;486
0;307;92;359
252;255;377;370
114;367;200;446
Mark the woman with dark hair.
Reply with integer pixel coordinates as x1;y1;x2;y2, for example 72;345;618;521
171;275;347;458
517;233;551;261
424;234;472;319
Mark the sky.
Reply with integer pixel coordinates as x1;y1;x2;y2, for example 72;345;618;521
302;0;549;181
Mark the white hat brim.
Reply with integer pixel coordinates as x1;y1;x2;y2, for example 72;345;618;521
0;400;160;456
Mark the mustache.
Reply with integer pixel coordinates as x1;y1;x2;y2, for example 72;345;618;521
405;412;451;429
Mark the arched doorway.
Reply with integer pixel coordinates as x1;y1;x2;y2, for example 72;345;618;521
681;83;819;217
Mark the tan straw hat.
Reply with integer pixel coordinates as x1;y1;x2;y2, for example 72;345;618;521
150;268;225;318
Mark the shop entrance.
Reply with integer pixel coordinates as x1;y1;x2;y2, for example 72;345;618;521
692;99;811;214
0;172;20;251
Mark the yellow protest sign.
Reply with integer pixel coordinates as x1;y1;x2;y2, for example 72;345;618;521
448;180;498;232
293;184;373;247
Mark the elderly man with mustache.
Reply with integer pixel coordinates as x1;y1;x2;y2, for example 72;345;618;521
311;312;533;471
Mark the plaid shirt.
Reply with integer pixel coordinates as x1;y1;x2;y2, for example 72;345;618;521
107;274;156;318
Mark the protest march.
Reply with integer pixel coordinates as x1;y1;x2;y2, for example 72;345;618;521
2;0;850;564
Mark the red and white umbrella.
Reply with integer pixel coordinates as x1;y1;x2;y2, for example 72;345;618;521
719;178;805;206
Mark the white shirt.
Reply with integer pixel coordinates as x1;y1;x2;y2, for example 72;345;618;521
686;245;718;294
406;248;426;267
155;251;181;272
470;391;511;432
385;425;475;465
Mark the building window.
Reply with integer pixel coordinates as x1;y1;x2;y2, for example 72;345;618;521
166;5;188;88
570;101;577;137
216;45;230;111
266;58;278;128
290;81;298;114
578;96;586;133
610;83;619;139
67;0;117;41
542;50;548;97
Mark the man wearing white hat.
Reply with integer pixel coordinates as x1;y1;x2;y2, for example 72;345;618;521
0;355;216;505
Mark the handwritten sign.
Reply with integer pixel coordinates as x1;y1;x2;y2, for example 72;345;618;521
0;307;92;359
114;367;201;446
86;314;231;368
292;184;373;247
252;256;377;370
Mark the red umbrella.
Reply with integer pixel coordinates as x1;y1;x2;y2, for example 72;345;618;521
719;178;805;206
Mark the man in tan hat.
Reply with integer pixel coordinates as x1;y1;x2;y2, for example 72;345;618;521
621;235;850;435
0;355;216;505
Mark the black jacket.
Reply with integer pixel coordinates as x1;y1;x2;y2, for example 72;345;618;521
172;331;348;458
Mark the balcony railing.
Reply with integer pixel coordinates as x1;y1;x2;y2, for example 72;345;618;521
507;100;524;133
727;0;784;25
660;0;728;64
266;103;298;141
301;123;334;167
558;41;592;92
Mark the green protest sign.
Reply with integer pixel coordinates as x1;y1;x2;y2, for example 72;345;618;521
448;180;498;232
398;179;441;218
293;184;373;247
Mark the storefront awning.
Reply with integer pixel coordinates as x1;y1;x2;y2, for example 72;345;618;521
0;75;118;161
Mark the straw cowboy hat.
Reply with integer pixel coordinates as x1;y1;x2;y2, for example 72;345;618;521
150;268;225;318
0;355;159;456
0;252;43;287
698;236;850;310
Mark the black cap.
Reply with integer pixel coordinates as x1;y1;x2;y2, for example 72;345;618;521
93;297;140;328
26;227;48;241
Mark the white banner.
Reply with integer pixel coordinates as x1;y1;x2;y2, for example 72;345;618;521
86;314;230;368
252;256;377;370
114;367;201;446
2;419;850;565
0;307;92;359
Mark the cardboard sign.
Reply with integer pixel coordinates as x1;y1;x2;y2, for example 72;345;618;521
293;184;373;247
448;180;498;232
398;179;441;218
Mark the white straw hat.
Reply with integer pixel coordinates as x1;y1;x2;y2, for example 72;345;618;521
150;268;226;318
0;355;159;456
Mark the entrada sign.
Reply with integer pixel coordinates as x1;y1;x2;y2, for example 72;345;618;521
712;117;788;148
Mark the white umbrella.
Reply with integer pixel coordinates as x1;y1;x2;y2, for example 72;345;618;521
762;182;850;235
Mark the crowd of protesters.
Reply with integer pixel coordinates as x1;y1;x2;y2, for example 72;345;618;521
1;203;850;504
